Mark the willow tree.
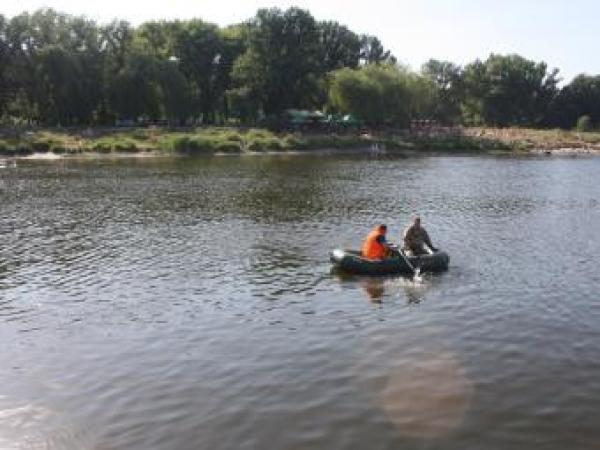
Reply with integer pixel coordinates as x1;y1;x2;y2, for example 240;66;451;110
328;64;433;126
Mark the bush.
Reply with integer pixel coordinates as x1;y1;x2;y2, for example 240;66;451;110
221;131;244;143
130;130;150;140
171;136;214;154
13;143;33;155
91;141;113;153
576;115;592;132
244;128;273;140
50;144;67;154
213;140;242;153
281;134;304;150
114;140;138;152
31;140;52;152
247;137;283;151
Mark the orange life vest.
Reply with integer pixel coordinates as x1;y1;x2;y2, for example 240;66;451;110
361;228;387;260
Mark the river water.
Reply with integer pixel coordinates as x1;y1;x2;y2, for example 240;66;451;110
1;154;600;449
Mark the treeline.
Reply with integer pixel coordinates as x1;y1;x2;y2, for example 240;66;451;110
0;8;393;126
0;7;599;130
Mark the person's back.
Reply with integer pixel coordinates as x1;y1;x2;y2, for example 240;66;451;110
403;217;435;255
362;224;388;260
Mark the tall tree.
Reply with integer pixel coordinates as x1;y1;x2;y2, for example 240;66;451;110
328;64;431;126
157;59;192;124
359;35;395;65
109;51;162;120
552;75;600;128
0;14;9;116
216;24;247;121
421;59;464;124
169;19;223;123
231;7;322;115
318;21;362;71
462;54;559;126
34;45;85;124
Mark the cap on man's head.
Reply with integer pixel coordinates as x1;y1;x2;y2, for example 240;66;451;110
377;224;387;232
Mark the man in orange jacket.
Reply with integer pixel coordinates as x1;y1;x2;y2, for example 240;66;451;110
362;224;394;260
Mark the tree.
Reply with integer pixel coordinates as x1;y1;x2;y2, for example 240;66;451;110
421;59;464;124
169;19;223;123
216;24;248;121
551;75;600;129
328;64;432;126
318;21;362;71
359;35;395;65
100;20;134;70
0;14;9;116
34;45;85;124
4;12;39;121
231;7;322;115
109;51;162;120
462;54;559;126
158;59;191;124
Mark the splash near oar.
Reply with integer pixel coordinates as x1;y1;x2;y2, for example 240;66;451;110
394;247;422;282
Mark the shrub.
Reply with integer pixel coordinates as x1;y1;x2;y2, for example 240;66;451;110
247;137;283;151
281;134;304;150
214;140;242;153
50;144;67;154
171;136;214;154
31;140;52;152
576;115;592;132
244;128;273;140
91;141;113;153
130;130;149;140
221;131;244;143
114;140;138;152
13;142;33;155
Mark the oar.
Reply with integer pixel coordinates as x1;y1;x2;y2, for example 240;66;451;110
390;245;422;282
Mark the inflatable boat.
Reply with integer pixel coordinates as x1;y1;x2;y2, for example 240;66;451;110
330;249;449;275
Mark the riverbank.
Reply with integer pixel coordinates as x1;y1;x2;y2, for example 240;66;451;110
0;127;508;157
1;126;600;157
464;127;600;155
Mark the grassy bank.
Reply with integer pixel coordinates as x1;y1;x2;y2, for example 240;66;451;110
0;126;567;157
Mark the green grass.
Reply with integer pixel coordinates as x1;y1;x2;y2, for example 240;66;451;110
6;125;595;156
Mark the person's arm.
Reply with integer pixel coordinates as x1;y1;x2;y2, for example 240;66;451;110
422;229;433;248
403;226;415;248
377;235;399;257
422;229;437;251
376;235;388;247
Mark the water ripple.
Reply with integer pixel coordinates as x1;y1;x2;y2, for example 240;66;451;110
1;155;600;449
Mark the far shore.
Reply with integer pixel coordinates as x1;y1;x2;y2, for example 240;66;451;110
2;126;600;158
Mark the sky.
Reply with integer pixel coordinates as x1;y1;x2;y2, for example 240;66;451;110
2;0;597;83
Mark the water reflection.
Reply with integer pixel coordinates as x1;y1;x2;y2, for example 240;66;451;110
331;270;428;304
361;278;385;303
0;402;91;450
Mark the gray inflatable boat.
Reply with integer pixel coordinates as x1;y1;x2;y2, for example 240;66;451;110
330;249;449;275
